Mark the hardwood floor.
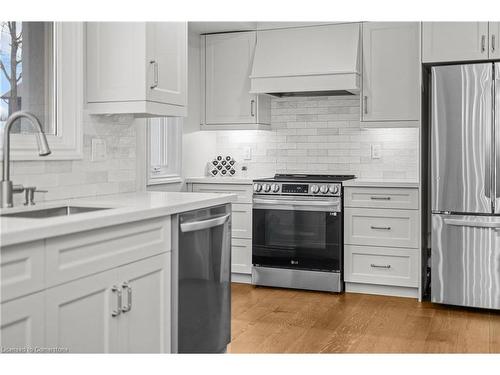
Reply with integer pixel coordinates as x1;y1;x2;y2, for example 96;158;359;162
228;283;500;353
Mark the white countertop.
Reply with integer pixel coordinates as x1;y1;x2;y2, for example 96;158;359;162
0;191;236;247
343;179;420;188
185;177;256;184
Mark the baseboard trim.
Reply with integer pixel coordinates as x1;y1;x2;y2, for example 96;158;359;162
232;273;252;284
345;282;418;299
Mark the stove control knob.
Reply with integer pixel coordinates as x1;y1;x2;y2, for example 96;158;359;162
329;184;340;194
311;185;320;194
320;185;329;194
263;183;271;193
271;183;280;193
253;183;262;193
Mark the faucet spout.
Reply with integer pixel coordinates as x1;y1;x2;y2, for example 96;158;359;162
1;111;51;207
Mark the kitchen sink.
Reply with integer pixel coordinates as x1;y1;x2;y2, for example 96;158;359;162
0;206;111;219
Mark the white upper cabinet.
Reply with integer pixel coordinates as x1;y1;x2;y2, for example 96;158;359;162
422;22;491;63
490;22;500;60
361;22;421;125
86;22;187;117
203;31;271;130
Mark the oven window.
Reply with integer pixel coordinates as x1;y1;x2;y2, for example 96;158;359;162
253;208;342;271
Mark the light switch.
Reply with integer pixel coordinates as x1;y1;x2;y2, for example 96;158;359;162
243;147;252;160
91;138;107;161
371;144;382;159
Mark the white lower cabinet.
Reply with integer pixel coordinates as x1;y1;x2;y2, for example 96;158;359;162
344;186;420;298
0;292;45;351
45;267;119;353
44;253;170;353
116;254;171;353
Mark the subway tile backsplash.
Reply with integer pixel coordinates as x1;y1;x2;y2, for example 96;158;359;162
215;95;419;180
9;113;137;205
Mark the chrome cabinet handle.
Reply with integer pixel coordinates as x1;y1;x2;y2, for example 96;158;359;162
370;225;392;230
250;99;255;117
121;282;132;313
492;35;496;53
481;35;486;53
370;264;391;269
150;60;159;89
370;196;391;200
363;96;368;114
111;286;122;317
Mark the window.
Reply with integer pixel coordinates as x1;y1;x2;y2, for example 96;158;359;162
1;22;55;134
0;22;83;160
147;117;182;185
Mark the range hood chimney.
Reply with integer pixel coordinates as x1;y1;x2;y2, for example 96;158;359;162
250;23;361;96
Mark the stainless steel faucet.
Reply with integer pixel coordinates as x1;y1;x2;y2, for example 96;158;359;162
1;111;51;208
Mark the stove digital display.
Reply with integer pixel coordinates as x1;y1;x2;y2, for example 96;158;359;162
282;184;308;194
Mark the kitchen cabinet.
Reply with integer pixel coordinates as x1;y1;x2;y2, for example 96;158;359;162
203;32;271;130
45;267;120;353
45;253;170;353
0;217;172;353
86;22;187;117
422;22;500;62
0;292;45;351
343;186;420;298
116;254;171;353
361;22;420;126
188;181;253;280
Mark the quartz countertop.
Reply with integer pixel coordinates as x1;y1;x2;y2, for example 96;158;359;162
342;179;420;188
0;191;237;247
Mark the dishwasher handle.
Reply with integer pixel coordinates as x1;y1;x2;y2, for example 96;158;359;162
180;214;230;233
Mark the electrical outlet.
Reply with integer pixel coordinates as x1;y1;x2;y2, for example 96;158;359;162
371;144;382;159
243;147;252;160
91;138;107;162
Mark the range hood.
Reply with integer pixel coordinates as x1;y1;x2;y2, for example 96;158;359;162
250;23;361;96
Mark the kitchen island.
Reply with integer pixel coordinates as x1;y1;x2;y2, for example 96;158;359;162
0;191;236;353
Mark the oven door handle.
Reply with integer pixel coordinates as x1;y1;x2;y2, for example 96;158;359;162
253;198;340;212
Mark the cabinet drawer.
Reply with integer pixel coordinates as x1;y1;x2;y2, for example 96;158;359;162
232;203;252;239
231;238;252;275
344;208;418;248
45;217;171;287
344;187;419;209
344;245;418;287
1;241;45;302
191;183;253;204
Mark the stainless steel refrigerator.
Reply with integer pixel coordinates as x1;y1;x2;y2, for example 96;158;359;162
431;63;500;310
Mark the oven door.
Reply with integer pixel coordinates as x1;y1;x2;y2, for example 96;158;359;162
252;196;342;272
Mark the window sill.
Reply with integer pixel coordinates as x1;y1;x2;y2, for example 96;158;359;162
147;176;182;186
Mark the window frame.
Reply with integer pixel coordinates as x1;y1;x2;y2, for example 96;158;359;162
146;117;182;186
0;22;83;161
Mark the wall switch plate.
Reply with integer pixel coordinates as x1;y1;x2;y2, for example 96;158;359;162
91;138;107;162
371;144;382;159
243;147;252;160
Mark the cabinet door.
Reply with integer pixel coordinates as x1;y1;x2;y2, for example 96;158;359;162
490;22;500;60
86;22;147;102
422;22;489;63
117;253;171;353
147;22;187;107
205;32;257;125
0;292;45;350
362;22;420;122
45;269;119;353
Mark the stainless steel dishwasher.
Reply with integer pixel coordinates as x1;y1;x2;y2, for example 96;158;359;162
171;204;231;353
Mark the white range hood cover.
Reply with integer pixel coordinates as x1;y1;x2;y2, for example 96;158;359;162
250;23;361;96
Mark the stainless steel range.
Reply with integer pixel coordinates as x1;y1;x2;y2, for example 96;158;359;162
252;174;356;293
